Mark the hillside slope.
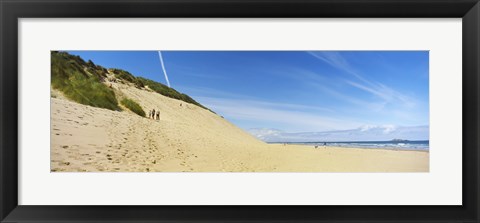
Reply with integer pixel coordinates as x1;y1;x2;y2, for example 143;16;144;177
51;51;208;112
51;81;300;172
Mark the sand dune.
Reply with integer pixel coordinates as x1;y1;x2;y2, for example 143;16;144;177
51;82;429;172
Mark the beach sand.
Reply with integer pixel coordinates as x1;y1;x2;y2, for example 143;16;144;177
51;83;429;172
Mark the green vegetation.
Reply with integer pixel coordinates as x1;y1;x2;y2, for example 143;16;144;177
109;68;144;88
121;98;146;117
136;77;212;111
110;68;209;111
51;51;119;111
51;51;213;113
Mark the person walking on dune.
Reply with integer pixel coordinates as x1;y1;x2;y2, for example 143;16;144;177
156;110;160;120
148;110;152;119
152;109;155;119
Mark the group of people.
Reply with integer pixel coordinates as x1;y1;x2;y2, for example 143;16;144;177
149;109;160;120
314;143;327;149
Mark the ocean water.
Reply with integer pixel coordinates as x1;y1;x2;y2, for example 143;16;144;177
291;140;429;151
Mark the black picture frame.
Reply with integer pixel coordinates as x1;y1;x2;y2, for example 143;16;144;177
1;0;479;222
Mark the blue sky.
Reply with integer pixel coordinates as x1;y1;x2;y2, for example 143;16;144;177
67;51;429;135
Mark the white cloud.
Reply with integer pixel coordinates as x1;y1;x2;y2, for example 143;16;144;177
307;51;371;84
195;96;364;132
309;82;387;112
307;51;418;110
345;80;416;108
247;125;429;142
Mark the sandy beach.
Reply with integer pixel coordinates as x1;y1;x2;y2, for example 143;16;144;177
51;82;429;172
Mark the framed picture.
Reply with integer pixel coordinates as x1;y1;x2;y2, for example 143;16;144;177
1;0;478;222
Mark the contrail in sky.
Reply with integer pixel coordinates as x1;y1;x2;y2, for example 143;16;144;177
158;51;171;87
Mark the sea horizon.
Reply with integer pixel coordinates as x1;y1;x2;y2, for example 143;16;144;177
269;140;429;151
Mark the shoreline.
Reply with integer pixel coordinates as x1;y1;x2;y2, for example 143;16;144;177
268;143;430;153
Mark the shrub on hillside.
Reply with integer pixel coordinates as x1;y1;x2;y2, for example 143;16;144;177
51;51;120;111
109;68;144;88
121;98;146;117
52;51;214;114
136;77;211;111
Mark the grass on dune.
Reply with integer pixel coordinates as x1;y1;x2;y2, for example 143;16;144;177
121;98;146;117
109;68;144;88
136;77;214;112
52;51;215;114
51;51;120;111
108;68;212;112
